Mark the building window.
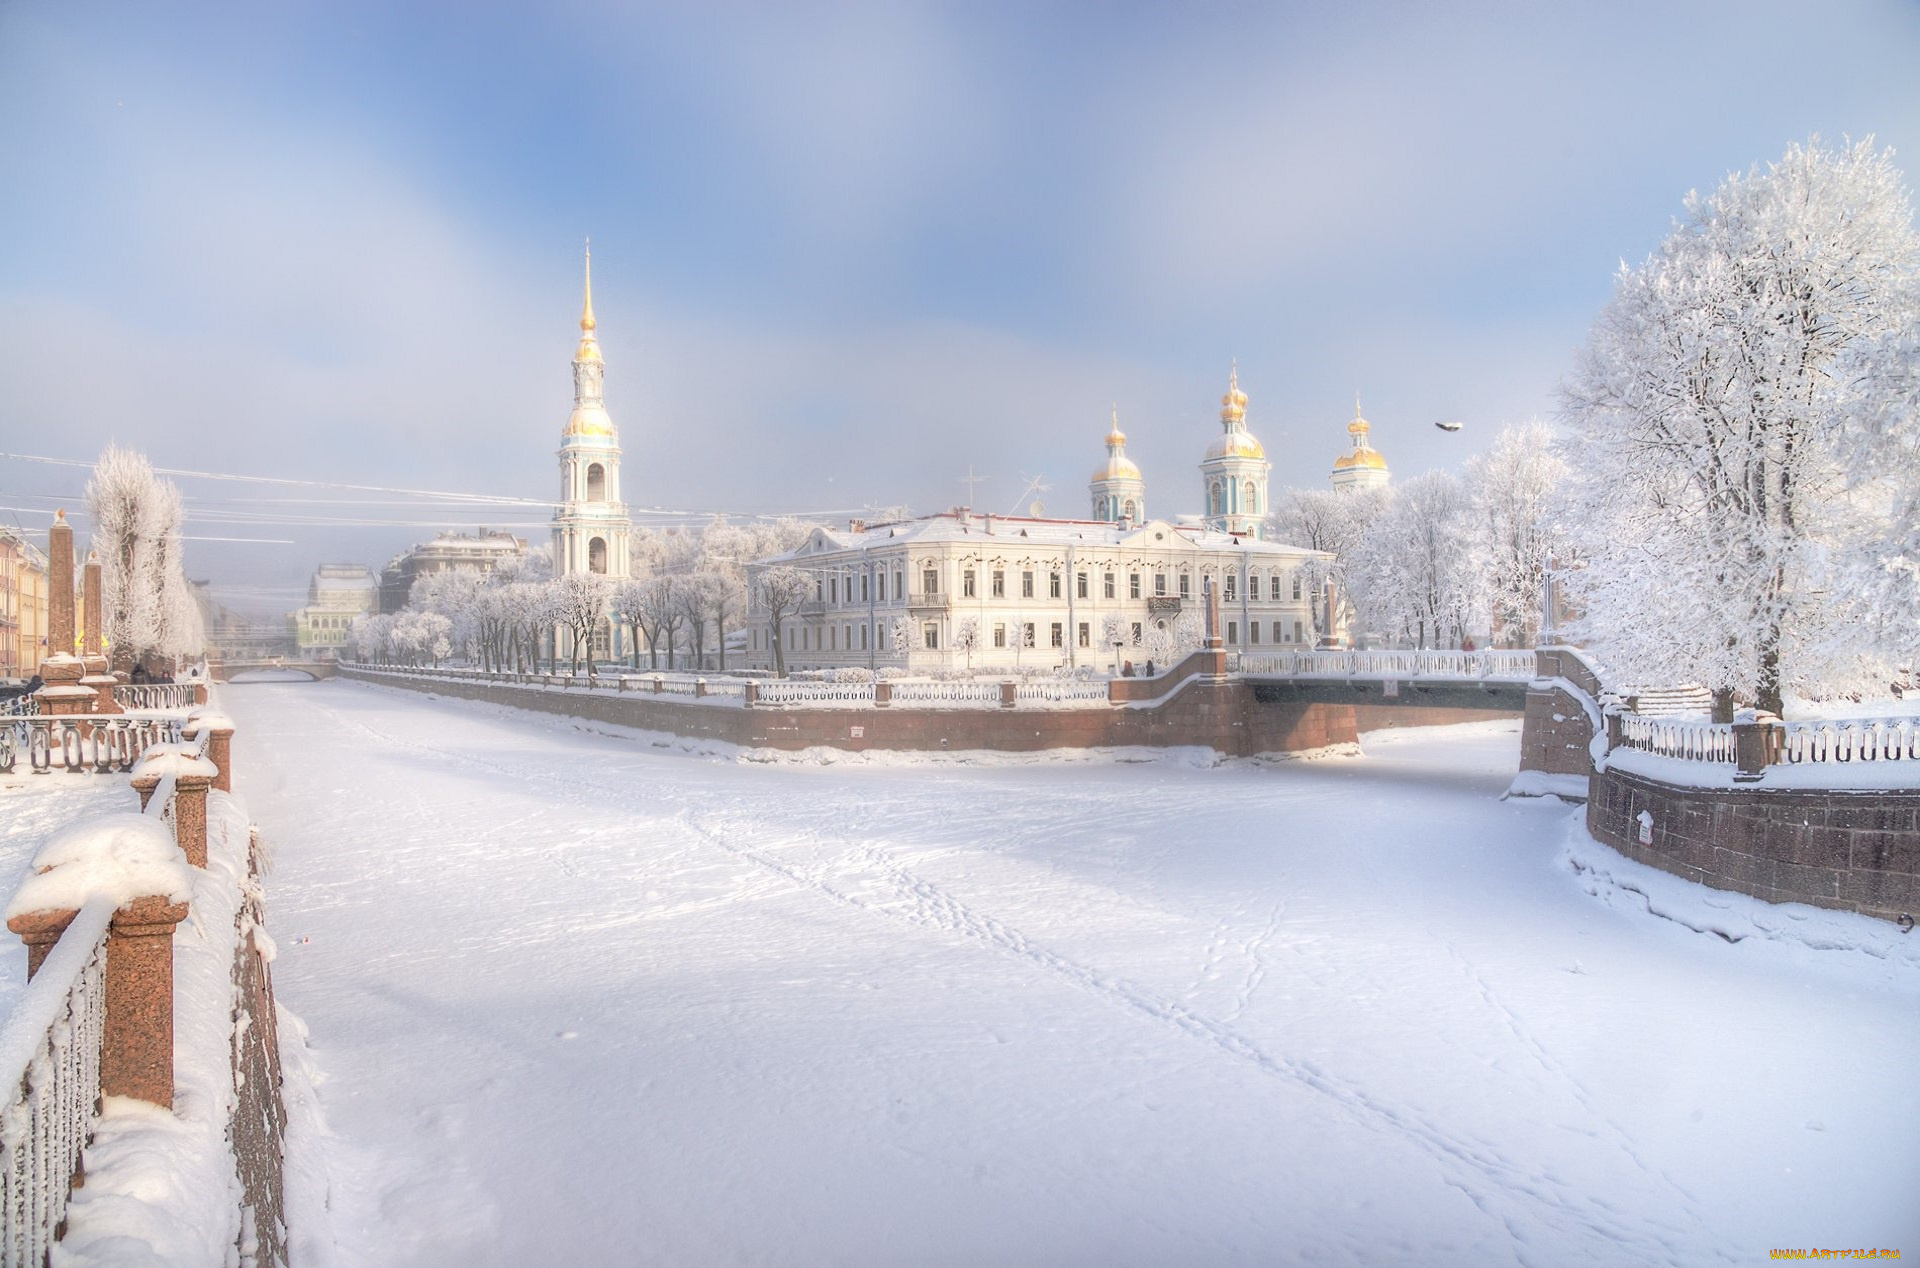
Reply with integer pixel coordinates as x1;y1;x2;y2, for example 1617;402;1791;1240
1049;572;1062;599
1224;574;1237;601
861;624;869;649
1249;573;1261;601
895;569;904;600
1129;573;1141;599
878;570;887;601
1270;570;1281;599
1049;622;1063;648
1210;480;1224;516
1227;621;1238;644
1293;619;1304;643
1250;622;1260;644
1122;499;1136;521
1076;571;1088;599
830;577;838;604
922;568;938;596
588;537;608;574
1130;621;1142;644
830;626;837;650
963;569;977;598
1178;573;1190;599
1103;572;1115;599
993;623;1006;648
586;463;606;501
1022;570;1035;598
1154;573;1166;597
1292;574;1303;601
923;622;939;650
1022;622;1036;648
992;569;1005;598
592;618;610;657
1275;621;1286;643
1077;622;1090;648
1245;480;1258;514
862;572;870;602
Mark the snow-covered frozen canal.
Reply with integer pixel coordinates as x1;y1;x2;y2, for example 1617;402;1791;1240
223;679;1919;1266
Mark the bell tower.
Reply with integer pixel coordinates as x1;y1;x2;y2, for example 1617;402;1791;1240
552;244;632;582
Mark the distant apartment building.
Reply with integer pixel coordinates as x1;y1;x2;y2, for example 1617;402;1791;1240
292;563;379;659
378;530;527;613
0;527;50;677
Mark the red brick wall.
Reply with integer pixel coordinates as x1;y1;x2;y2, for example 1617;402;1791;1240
1587;765;1918;925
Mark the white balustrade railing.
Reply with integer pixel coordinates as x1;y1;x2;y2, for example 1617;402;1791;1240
1780;718;1920;765
888;681;1003;707
1;715;185;777
1014;680;1112;706
0;895;112;1268
754;681;878;707
111;684;197;711
1236;649;1536;680
1616;714;1738;763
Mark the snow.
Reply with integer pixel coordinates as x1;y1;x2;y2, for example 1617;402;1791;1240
3;813;191;919
54;790;258;1265
203;682;1920;1263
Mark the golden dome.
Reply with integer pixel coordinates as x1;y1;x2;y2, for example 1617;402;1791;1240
1220;362;1247;423
1205;431;1267;462
1094;406;1143;483
565;404;615;439
1332;448;1387;471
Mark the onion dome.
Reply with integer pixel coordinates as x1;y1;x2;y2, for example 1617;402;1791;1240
1093;407;1143;482
1205;363;1266;461
1333;395;1388;471
564;403;615;438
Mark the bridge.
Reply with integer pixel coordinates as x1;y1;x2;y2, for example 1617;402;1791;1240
1234;648;1537;711
207;658;340;683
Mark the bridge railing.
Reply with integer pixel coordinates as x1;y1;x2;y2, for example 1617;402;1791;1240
1236;648;1536;680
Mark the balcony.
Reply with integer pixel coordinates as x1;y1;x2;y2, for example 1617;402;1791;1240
907;591;949;611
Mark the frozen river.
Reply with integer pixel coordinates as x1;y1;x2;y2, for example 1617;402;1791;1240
215;679;1918;1266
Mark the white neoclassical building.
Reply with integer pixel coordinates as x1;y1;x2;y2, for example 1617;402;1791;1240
551;246;632;659
745;510;1326;675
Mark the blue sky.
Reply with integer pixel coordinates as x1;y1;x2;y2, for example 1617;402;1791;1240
3;1;1918;608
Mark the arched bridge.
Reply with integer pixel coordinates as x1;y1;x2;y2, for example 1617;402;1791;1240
1235;648;1537;710
208;659;340;683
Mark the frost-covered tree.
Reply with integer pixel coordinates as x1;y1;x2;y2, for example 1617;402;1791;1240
1100;612;1128;664
1270;485;1387;641
85;445;203;669
1559;139;1920;712
552;573;612;676
1465;423;1566;647
1349;471;1479;648
756;566;813;677
953;617;980;671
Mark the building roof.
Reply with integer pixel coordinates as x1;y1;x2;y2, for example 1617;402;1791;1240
764;511;1329;564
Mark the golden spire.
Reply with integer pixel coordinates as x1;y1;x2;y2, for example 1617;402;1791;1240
580;240;596;334
1107;404;1126;446
1349;392;1370;439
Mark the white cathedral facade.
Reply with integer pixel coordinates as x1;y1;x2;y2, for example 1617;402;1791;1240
743;368;1330;675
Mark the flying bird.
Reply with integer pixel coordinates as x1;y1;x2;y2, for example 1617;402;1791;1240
1434;420;1464;432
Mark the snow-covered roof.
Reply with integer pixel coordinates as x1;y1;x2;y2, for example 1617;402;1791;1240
762;511;1330;564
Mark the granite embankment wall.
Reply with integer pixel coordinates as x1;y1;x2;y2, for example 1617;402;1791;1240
1587;766;1920;925
339;663;1521;757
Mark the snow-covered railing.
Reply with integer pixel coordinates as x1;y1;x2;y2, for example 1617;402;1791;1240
1236;649;1536;680
1014;679;1112;706
1614;714;1738;763
111;684;197;711
1;715;185;777
0;696;36;719
887;681;1005;707
1779;718;1920;765
0;895;111;1268
753;681;878;707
